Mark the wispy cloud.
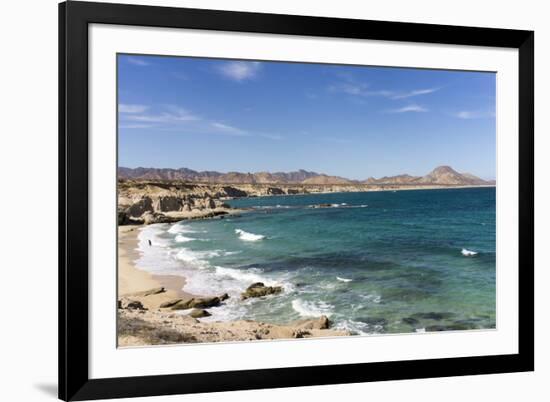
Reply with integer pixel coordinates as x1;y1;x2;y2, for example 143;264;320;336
124;106;200;123
218;61;261;81
210;122;248;136
329;75;439;100
119;104;281;140
453;110;495;119
391;88;440;99
126;57;151;66
119;104;148;114
118;124;154;129
387;104;428;113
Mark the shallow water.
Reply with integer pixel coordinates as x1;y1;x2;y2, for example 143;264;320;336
134;187;496;335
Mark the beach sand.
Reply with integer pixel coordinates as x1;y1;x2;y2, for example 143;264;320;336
117;225;349;346
118;225;195;310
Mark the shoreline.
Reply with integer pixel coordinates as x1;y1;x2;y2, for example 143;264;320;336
118;226;196;309
223;184;496;200
117;225;349;346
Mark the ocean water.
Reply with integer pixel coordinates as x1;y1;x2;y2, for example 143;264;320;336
134;187;496;335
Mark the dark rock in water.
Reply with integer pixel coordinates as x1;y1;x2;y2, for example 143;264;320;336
159;298;183;308
402;317;419;325
447;321;479;330
310;203;333;208
359;317;388;327
189;308;211;318
427;322;479;332
426;325;448;332
241;282;283;300
295;282;307;288
191;297;221;308
411;312;455;321
170;296;221;310
219;293;230;301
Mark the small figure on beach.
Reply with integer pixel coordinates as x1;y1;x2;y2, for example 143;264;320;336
148;239;152;246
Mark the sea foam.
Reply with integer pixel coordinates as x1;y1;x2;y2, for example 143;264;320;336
292;299;333;317
168;223;196;234
336;276;353;282
175;234;194;243
235;229;265;241
461;248;478;256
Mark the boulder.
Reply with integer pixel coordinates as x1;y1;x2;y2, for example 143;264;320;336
170;296;221;310
189;308;212;318
241;282;283;300
219;293;230;301
295;315;330;330
159;298;183;308
129;287;165;297
141;211;176;225
119;299;146;310
191;296;221;308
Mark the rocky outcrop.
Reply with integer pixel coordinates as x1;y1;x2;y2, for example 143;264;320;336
119;298;147;310
241;282;283;300
127;287;165;297
118;309;350;346
118;181;241;225
169;296;224;310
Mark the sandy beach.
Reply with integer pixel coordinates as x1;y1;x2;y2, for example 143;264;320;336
118;226;195;309
117;224;349;346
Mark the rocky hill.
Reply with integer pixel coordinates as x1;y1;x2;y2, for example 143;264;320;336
364;166;493;186
119;165;493;186
118;167;322;184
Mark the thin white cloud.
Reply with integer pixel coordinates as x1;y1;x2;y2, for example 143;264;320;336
119;124;154;129
387;104;428;113
126;57;151;66
218;61;261;81
210;122;248;136
391;88;440;99
453;110;494;119
124;106;199;123
329;74;439;100
118;104;281;140
119;104;148;114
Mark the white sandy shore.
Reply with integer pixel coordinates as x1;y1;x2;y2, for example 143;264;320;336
117;225;349;346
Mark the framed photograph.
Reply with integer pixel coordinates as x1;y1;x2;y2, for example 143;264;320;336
59;1;534;400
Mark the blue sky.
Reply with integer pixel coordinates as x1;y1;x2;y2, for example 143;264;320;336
118;54;496;180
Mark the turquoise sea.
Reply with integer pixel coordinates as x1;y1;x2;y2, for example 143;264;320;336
135;187;496;335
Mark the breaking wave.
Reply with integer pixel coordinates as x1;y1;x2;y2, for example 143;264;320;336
235;229;265;241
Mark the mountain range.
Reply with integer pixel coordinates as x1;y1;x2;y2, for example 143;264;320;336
118;165;495;186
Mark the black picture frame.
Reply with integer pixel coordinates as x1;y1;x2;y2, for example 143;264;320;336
59;1;534;400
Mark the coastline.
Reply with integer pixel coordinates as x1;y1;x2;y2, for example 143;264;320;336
117;225;349;346
118;226;195;308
